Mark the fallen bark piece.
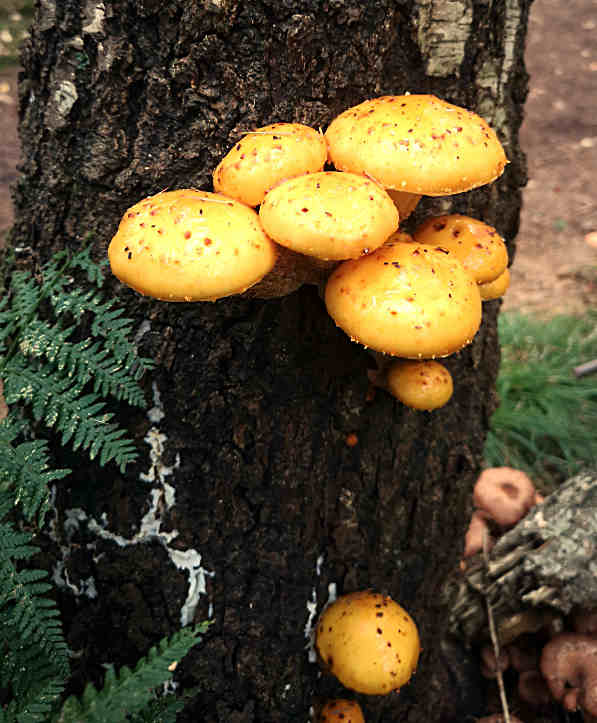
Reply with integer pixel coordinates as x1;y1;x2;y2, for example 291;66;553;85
448;469;597;644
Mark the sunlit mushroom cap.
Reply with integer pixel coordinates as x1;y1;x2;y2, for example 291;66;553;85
108;189;277;301
259;171;399;260
315;590;420;695
413;214;508;284
325;234;482;358
213;122;327;207
325;94;508;195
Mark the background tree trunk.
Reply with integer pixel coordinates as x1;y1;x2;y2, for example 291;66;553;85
11;1;532;721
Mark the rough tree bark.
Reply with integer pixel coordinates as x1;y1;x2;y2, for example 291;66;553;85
10;1;532;721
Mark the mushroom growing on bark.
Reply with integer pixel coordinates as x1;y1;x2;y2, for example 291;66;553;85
319;699;365;723
108;189;277;301
412;214;509;285
315;590;420;695
259;170;399;260
325;94;508;220
325;236;482;358
213;122;327;207
385;359;454;410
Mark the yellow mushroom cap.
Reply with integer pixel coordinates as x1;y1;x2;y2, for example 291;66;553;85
108;189;277;301
386;359;454;410
413;214;508;284
213;122;327;207
325;235;482;358
259;171;399;260
315;590;420;696
325;94;508;195
479;267;511;300
320;699;365;723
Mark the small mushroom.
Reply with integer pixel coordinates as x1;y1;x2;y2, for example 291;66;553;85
385;359;454;411
315;590;420;695
325;236;482;358
259;171;399;260
412;214;509;285
478;267;511;301
213;122;327;207
540;633;597;717
480;644;510;679
463;510;494;558
473;467;537;528
319;699;365;723
108;189;277;301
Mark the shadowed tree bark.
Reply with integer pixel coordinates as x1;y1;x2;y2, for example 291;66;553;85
11;1;532;721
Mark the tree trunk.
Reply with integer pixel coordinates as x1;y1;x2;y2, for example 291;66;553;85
11;1;532;721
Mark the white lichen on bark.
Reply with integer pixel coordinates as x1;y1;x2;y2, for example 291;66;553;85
416;0;473;78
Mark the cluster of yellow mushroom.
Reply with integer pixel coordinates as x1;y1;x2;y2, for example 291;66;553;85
108;94;510;411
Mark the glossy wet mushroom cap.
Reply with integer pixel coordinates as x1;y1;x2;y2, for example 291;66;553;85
386;359;454;410
108;189;277;301
325;235;482;358
315;590;420;695
325;94;508;195
259;171;399;260
213;122;327;207
413;214;508;284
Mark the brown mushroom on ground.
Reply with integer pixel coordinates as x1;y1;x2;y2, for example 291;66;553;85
473;467;537;528
319;699;365;723
412;214;509;285
462;510;494;558
540;633;597;716
213;122;327;207
517;669;552;707
325;94;508;220
325;235;482;358
315;590;420;695
108;189;277;301
480;644;510;679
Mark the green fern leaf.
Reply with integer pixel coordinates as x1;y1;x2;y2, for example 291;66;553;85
0;419;70;524
0;518;69;720
54;623;209;723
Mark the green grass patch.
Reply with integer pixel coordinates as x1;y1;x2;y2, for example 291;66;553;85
0;0;34;68
485;311;597;488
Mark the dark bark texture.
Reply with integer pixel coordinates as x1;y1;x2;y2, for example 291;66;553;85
11;1;532;721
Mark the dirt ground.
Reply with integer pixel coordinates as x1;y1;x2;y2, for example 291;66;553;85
1;0;596;316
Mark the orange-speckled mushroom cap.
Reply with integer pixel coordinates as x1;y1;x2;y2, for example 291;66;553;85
319;699;365;723
325;235;482;358
413;214;508;284
325;94;508;195
386;359;454;410
213;122;327;207
108;189;277;301
259;171;399;260
315;590;420;695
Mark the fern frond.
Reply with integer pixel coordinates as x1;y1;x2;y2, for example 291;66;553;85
19;319;149;407
0;520;69;720
3;358;139;472
0;416;71;525
55;623;210;723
